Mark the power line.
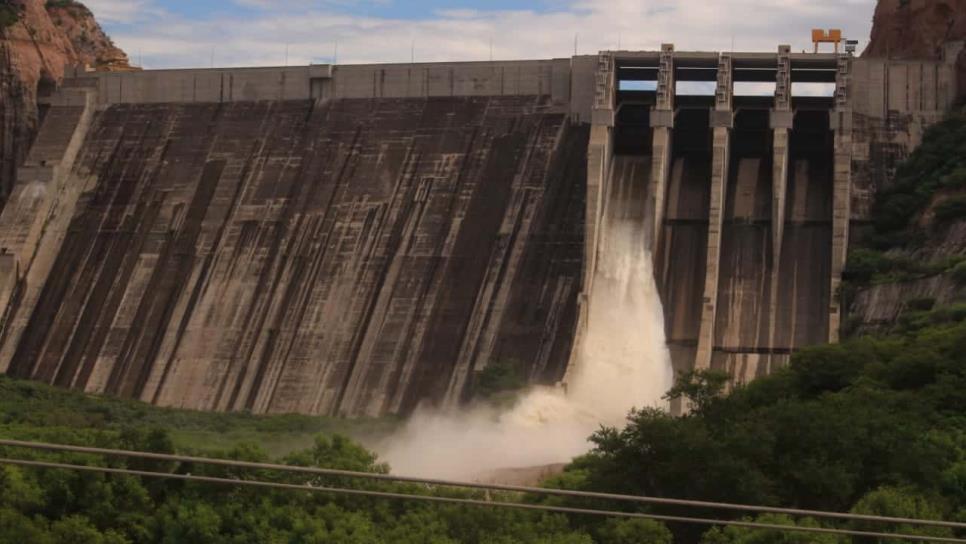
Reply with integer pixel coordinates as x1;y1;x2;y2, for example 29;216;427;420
0;438;962;531
1;457;962;544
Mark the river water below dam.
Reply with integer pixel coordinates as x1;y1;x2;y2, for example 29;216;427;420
380;157;673;480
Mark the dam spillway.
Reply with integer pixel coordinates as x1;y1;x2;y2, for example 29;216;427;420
0;47;958;416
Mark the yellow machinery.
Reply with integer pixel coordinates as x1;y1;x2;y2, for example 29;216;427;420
812;29;843;53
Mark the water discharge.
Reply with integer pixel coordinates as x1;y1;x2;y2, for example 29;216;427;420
379;176;673;481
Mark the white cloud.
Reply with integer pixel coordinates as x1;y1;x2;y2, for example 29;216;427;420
95;0;876;69
81;0;159;24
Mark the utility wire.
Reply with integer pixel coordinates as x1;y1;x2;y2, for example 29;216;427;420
1;438;963;531
1;457;963;544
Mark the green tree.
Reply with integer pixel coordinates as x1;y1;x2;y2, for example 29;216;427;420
700;515;847;544
0;507;51;544
597;518;672;544
159;502;223;544
285;434;388;473
50;515;129;544
664;369;730;413
474;359;528;400
849;486;953;543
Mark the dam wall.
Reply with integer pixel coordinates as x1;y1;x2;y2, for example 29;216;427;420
0;48;957;415
0;90;587;416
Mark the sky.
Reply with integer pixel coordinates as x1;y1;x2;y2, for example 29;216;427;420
81;0;878;69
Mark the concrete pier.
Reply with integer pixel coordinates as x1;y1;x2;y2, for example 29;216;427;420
565;52;615;385
829;54;853;343
767;46;793;358
649;44;675;252
694;54;733;370
771;46;793;269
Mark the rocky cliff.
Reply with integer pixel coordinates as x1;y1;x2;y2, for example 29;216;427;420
844;1;966;333
864;0;966;100
847;109;966;334
0;0;129;205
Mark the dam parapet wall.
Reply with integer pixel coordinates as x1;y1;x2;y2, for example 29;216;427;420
65;58;598;123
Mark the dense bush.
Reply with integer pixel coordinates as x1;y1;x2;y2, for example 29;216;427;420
44;0;78;9
2;315;966;541
559;308;966;542
0;2;20;30
843;248;963;287
0;423;600;543
0;376;399;458
868;109;966;249
952;261;966;285
906;297;937;312
472;359;527;400
934;195;966;226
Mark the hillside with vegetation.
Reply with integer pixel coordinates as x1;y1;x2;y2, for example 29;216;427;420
845;107;966;334
563;304;966;542
0;375;614;543
1;301;965;542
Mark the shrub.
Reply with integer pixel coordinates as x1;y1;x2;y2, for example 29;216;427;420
473;359;527;399
843;249;893;284
868;109;966;249
934;195;966;226
849;487;954;542
906;297;936;312
951;260;966;285
45;0;77;9
598;518;672;544
0;3;19;30
663;369;730;412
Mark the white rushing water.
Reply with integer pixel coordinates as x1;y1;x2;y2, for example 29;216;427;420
379;214;673;480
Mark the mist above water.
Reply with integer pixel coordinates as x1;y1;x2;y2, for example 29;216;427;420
379;216;673;481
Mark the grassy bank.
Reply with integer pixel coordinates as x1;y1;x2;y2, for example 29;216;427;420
0;376;400;457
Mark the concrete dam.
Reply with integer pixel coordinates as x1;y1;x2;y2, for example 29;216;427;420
0;45;958;416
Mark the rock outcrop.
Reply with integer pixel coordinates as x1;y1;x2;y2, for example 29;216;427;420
845;1;966;333
864;0;966;100
0;0;130;205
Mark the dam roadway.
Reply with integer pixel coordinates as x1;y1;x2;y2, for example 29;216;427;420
0;47;957;416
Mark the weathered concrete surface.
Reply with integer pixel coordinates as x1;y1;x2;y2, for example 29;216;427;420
76;59;582;120
1;95;586;416
656;109;710;379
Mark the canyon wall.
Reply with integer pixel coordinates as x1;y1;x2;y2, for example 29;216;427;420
0;0;129;206
849;0;966;331
864;0;966;102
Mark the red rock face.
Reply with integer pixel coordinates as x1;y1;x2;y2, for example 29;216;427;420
864;0;966;100
0;0;129;204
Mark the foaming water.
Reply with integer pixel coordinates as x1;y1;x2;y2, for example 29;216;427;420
378;217;672;480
